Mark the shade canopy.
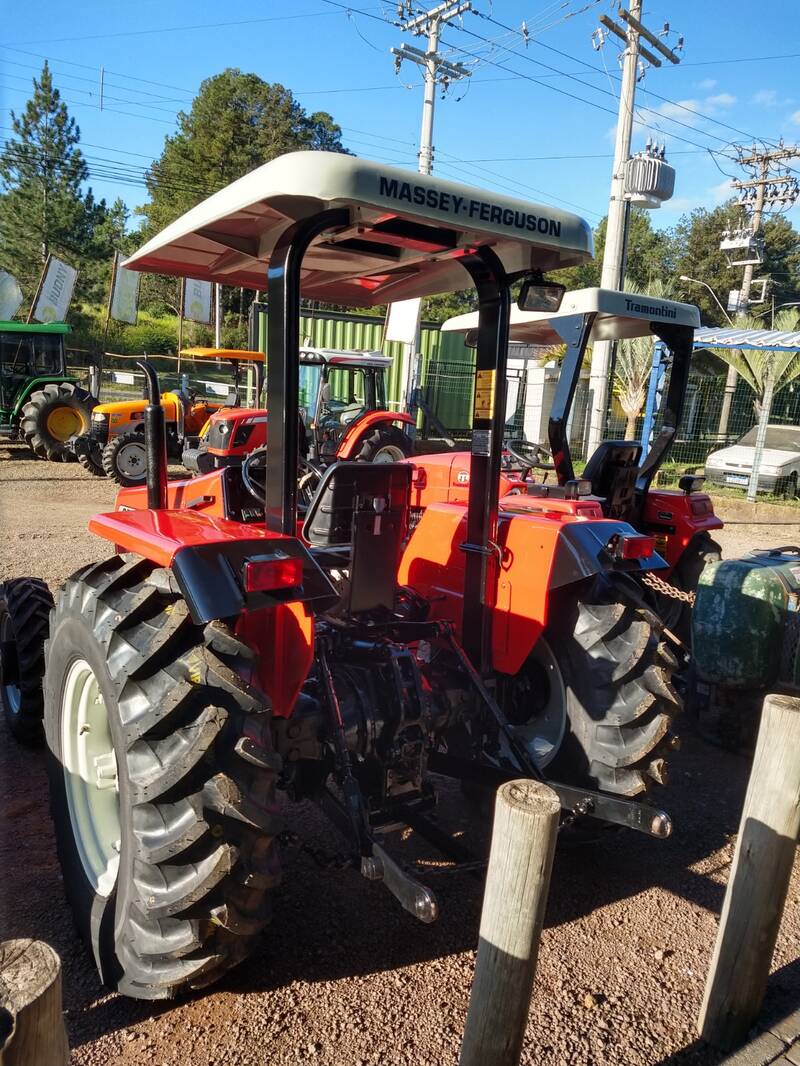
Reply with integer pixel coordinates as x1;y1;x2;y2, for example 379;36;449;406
179;347;265;362
442;287;700;346
694;326;800;352
124;152;594;306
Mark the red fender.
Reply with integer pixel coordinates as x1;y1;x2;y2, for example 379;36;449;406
336;410;414;460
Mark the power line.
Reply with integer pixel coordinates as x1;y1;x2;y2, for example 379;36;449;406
5;9;343;47
474;9;781;148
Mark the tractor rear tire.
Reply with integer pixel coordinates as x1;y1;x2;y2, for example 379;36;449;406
520;574;682;797
102;432;147;486
44;556;282;1000
356;425;412;464
0;578;54;745
20;383;96;462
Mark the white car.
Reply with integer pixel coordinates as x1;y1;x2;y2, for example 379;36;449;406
704;424;800;496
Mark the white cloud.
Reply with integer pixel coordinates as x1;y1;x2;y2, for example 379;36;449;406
711;179;734;203
698;78;717;90
706;92;736;109
753;89;777;106
792;110;800;124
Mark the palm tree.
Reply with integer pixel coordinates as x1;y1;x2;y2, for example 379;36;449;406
612;277;673;438
708;307;800;417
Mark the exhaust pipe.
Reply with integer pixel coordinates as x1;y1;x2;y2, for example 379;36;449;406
136;360;168;510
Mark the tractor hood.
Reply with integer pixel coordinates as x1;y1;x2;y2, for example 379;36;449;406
442;286;700;345
123;152;594;306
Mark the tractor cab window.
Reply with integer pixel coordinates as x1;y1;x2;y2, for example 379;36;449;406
0;331;64;377
0;331;65;407
299;363;323;424
320;367;370;426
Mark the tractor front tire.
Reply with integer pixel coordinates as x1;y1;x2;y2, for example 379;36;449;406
44;556;282;1000
356;425;412;464
520;574;682;797
74;436;106;477
21;383;96;461
0;578;54;745
102;432;147;486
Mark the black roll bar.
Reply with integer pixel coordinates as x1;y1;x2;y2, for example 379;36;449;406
137;359;168;510
264;209;350;535
458;248;511;673
635;323;694;496
544;317;695;499
547;312;597;486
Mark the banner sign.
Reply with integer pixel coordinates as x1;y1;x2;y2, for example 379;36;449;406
384;298;421;345
0;271;23;320
33;257;78;323
109;256;140;324
183;278;212;324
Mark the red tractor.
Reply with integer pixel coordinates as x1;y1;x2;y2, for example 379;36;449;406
441;288;724;641
183;347;414;498
0;152;691;1001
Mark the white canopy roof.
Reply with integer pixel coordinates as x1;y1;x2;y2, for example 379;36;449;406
124;152;593;307
299;348;391;368
442;287;700;345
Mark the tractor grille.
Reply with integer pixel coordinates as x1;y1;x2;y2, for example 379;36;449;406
408;507;424;532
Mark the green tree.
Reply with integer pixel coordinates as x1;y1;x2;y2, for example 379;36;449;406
0;62;96;301
710;307;800;416
552;209;673;293
140;69;348;236
673;202;800;325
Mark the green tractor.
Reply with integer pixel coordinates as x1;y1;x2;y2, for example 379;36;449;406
0;321;97;461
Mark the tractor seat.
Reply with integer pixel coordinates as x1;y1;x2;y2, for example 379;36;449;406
302;461;412;615
582;440;642;520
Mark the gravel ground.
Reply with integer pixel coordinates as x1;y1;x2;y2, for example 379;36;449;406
1;446;799;1066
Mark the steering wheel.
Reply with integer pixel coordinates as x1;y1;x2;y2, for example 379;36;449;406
505;438;555;478
241;446;323;510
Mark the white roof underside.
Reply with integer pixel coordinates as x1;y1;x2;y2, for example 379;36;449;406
300;347;392;367
442;287;700;344
124;152;593;307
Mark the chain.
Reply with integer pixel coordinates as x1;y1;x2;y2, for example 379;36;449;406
640;570;695;605
278;830;352;871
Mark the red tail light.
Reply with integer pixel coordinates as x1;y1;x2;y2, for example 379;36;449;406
244;555;303;593
610;533;656;560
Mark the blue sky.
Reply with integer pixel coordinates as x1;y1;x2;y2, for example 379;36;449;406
1;0;799;236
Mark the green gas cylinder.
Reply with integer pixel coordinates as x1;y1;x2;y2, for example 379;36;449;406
692;547;800;690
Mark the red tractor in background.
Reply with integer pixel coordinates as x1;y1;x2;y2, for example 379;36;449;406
442;288;723;641
0;152;697;1001
182;347;414;501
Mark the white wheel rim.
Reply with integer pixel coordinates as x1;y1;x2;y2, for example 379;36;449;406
373;446;403;463
513;638;567;769
61;658;120;897
0;615;21;715
116;441;146;477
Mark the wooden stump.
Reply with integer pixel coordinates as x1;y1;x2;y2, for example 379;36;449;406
698;693;800;1050
0;940;69;1066
459;779;560;1066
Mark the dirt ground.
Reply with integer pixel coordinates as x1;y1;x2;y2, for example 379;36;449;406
1;445;799;1066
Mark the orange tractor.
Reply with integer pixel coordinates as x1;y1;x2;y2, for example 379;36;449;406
73;347;264;484
0;152;695;1000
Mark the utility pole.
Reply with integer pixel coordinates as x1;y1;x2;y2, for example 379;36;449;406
718;142;800;436
586;4;681;456
392;1;472;175
391;1;472;415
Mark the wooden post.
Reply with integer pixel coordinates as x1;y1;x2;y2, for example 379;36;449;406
698;693;800;1051
0;940;69;1066
459;780;560;1066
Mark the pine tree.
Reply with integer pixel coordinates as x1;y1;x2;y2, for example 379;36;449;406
0;62;96;301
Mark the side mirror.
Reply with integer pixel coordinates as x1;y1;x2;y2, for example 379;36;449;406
517;273;566;313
